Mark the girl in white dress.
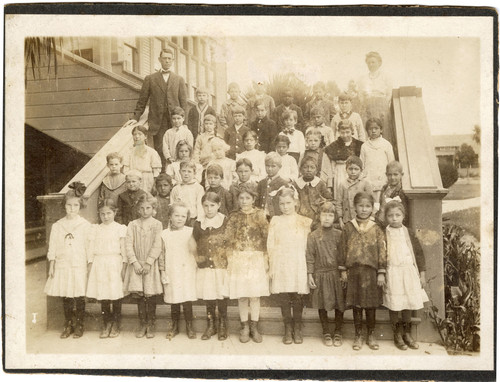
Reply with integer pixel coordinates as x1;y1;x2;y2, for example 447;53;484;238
382;200;428;351
267;187;312;345
86;199;127;338
236;130;267;182
160;202;198;339
44;182;92;339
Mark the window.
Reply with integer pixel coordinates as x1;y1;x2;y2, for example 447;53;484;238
182;37;189;51
178;52;187;80
123;44;139;73
71;48;93;63
171;36;178;46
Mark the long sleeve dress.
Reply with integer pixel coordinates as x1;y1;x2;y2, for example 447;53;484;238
44;215;92;298
123;146;162;193
123;217;163;297
86;221;127;301
360;137;395;192
225;208;270;299
306;226;345;311
267;213;312;295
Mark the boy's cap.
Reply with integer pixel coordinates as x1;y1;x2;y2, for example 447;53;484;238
338;92;352;101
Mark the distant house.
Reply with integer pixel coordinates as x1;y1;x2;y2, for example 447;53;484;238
432;134;480;166
25;36;227;246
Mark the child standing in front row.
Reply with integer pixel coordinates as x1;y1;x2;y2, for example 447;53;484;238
170;160;205;225
339;192;387;351
160;202;198;339
383;201;428;351
123;194;163;339
306;202;345;347
44;182;91;339
98;152;127;208
360;117;395;202
193;192;230;341
225;183;270;343
87;199;128;338
267;187;312;345
275;135;299;182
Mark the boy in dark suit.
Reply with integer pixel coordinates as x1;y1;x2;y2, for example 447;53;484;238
251;100;279;153
223;105;249;160
256;152;289;220
187;87;216;143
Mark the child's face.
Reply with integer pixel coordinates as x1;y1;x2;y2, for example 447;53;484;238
367;123;382;140
180;167;195;183
284;94;293;106
355;198;373;220
313;114;324;126
228;88;240;101
233;113;244;125
138;202;155;219
338;128;353;142
107;158;122;175
207;173;222;188
202;200;220;219
238;192;255;211
386;207;404;228
157;180;172;197
204;120;215;134
275;142;289;156
283;117;296;129
170;206;188;229
178;145;191;160
386;168;403;187
236;165;252;183
244;136;257;151
366;57;381;73
212;147;226;159
255;105;267;120
132;130;147;144
99;206;116;224
265;161;281;177
301;162;317;180
278;195;296;215
65;197;81;218
196;92;208;105
172;114;184;128
320;211;335;228
339;100;352;113
126;176;141;191
347;164;362;180
313;88;325;100
306;136;321;150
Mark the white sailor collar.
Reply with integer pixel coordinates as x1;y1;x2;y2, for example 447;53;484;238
295;176;321;189
200;212;225;230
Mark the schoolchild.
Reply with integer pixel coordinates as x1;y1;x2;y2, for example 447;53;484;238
166;140;203;185
116;170;149;226
273;88;305;133
256;152;289;219
162;106;194;165
267;187;312;344
224;105;250;160
299;127;325;177
187;87;217;143
246;82;276;125
376;161;409;227
207;138;237;190
331;92;365;141
250;99;279;153
193;114;218;168
278;109;305;164
205;163;234;216
236;130;267;182
308;106;335;147
304;81;335;124
98;152;127;208
170;160;205;225
218;82;247;134
229;158;258;212
44;182;92;339
274;135;299;182
153;173;174;229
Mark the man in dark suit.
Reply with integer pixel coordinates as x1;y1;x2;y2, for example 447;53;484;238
127;48;188;168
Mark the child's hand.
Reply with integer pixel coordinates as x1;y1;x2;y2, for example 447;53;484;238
308;274;317;289
377;273;386;288
133;261;143;275
142;263;151;275
340;270;347;288
196;255;207;266
48;260;55;278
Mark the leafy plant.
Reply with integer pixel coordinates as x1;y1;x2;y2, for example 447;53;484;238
428;224;480;353
438;161;459;189
25;37;62;84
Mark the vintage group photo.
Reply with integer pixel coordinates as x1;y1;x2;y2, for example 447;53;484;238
4;8;495;375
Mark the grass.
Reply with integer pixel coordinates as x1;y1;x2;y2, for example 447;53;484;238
443;207;480;241
444;180;480;200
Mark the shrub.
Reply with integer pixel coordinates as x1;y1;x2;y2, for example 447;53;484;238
428;224;480;353
439;161;459;188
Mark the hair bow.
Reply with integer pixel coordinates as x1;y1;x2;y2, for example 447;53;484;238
385;196;402;204
68;182;87;197
269;184;299;200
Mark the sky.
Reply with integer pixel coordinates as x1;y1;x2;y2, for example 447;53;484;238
222;36;480;136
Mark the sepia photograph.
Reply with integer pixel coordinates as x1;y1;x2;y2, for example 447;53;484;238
3;3;496;379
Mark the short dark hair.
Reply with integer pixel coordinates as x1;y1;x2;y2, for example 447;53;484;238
171;106;185;118
159;48;174;57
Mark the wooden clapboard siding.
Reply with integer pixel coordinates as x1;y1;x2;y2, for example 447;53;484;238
26;50;141;156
